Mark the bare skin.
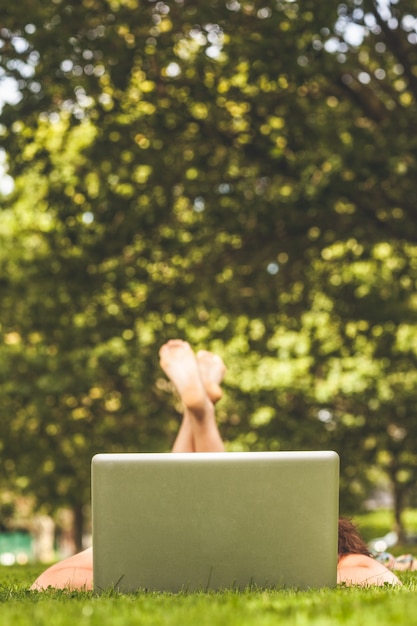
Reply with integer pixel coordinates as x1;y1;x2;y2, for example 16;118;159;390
31;340;401;591
30;547;94;591
196;349;225;404
159;339;211;418
160;339;225;453
337;554;400;586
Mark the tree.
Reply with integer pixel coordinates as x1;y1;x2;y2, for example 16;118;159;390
308;239;417;540
1;0;417;541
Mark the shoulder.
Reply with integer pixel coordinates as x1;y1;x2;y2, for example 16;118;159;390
337;553;401;586
31;547;93;591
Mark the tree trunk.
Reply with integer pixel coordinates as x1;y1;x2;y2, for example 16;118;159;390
392;480;407;545
73;502;84;553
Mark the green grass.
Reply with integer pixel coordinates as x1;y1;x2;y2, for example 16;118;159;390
354;508;417;540
2;511;417;626
352;508;417;555
1;564;417;626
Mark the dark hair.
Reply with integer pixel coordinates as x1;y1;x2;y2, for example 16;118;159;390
338;517;371;558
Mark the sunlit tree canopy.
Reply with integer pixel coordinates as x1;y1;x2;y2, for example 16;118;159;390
1;0;417;543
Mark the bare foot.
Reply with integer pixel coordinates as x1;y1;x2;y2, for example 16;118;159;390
196;350;226;404
159;340;209;416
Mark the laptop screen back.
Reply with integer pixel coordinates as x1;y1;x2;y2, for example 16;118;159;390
92;451;339;592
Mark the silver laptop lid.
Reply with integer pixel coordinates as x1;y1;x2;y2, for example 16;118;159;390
92;451;339;592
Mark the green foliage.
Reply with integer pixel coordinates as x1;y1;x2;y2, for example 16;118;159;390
1;0;417;536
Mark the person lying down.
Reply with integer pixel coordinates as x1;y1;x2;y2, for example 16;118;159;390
31;340;403;591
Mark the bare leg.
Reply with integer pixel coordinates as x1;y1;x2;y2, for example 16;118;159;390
169;348;226;452
191;349;226;451
159;340;225;452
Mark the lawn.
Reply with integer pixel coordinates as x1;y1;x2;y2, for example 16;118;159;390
1;564;417;626
1;510;417;626
354;508;417;545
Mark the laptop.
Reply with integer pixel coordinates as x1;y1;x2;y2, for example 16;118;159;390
92;451;339;592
